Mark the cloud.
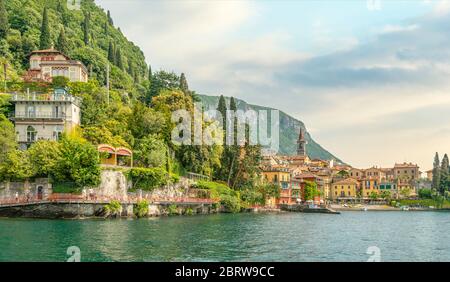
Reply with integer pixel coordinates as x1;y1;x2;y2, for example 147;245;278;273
96;0;450;170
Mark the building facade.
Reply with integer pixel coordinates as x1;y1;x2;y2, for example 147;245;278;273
10;89;81;149
24;48;88;83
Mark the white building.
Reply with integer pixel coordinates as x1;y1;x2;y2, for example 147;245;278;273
10;89;81;149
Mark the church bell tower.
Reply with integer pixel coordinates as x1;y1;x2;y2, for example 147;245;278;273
297;128;307;156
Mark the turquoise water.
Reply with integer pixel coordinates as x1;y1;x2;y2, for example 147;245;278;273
1;212;450;262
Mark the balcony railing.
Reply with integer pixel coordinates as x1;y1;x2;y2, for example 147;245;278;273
11;93;81;106
17;134;58;143
11;112;66;119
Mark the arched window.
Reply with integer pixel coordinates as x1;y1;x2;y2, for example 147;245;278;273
27;126;37;142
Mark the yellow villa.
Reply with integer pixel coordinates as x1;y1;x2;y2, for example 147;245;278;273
331;178;359;200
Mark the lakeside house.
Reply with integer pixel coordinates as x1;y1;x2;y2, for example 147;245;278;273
10;88;82;150
24;47;88;83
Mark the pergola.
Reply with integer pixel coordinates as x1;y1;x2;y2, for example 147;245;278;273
98;144;133;167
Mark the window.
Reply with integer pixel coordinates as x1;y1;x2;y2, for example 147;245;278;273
27;126;37;142
31;60;39;69
27;106;36;118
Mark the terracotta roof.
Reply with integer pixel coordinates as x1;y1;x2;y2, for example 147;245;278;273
29;48;71;60
394;163;419;168
333;178;359;185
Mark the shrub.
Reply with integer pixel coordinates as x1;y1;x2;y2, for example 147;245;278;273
127;167;168;191
168;204;178;215
185;207;194;216
240;189;264;206
134;200;149;218
195;181;237;199
104;200;122;217
419;189;432;199
220;195;241;213
170;173;180;184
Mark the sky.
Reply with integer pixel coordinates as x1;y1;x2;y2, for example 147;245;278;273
95;0;450;171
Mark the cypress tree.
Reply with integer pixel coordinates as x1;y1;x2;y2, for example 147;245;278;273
107;10;114;26
116;47;124;70
83;12;90;45
180;73;189;95
39;7;51;49
226;97;239;187
0;0;9;40
440;154;449;195
107;41;115;63
148;65;152;81
56;28;69;54
432;152;441;192
217;95;227;133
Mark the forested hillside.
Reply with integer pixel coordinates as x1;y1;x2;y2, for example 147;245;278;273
1;0;148;95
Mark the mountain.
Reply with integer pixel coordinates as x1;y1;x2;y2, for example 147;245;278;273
199;94;344;163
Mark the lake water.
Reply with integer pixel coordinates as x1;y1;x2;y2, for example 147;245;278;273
1;211;450;262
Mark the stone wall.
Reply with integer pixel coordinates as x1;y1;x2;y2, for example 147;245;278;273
95;170;130;199
0;178;52;200
0;202;219;219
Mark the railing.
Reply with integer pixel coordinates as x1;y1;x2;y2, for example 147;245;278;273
186;172;210;182
11;93;82;106
16;134;57;143
0;195;218;207
11;112;66;119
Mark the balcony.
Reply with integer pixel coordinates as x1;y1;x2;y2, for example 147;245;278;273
10;112;66;120
11;92;81;106
17;134;58;144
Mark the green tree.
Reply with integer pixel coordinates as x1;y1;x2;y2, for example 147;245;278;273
303;181;320;201
39;7;51;49
440;153;449;195
0;149;32;181
0;0;8;40
380;191;391;201
51;76;70;89
128;102;166;140
83;12;90;46
28;140;61;177
56;28;69;54
148;70;180;102
107;41;115;64
432;152;441;192
0;114;16;164
107;10;114;25
216;95;227;137
134;134;167;168
369;191;378;200
148;65;152;82
419;188;432;199
180;73;189;95
116;47;124;70
53;134;101;188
